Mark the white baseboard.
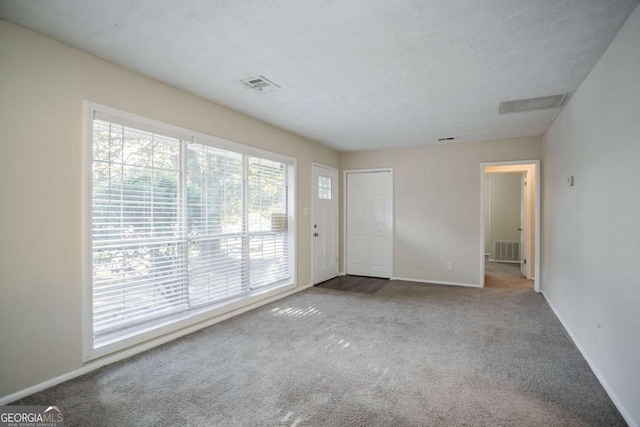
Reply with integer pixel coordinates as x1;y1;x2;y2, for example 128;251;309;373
541;291;637;427
0;283;312;405
338;271;346;276
391;277;481;288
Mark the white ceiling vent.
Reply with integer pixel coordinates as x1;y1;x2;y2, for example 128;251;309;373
242;75;280;91
499;93;571;114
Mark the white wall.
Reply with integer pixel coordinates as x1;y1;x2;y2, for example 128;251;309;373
0;21;338;399
340;137;542;286
541;5;640;426
488;173;522;259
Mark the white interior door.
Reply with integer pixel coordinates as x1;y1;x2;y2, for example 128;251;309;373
312;164;339;284
520;173;527;277
346;170;393;278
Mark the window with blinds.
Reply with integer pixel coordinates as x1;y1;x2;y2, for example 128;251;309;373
247;157;291;289
90;107;295;352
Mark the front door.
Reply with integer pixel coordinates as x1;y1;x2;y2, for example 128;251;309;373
312;164;339;285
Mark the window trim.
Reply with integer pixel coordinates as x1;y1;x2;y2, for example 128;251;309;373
82;101;296;361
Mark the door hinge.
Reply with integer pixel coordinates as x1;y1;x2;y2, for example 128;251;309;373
524;259;527;264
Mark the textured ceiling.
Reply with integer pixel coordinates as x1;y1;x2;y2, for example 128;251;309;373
1;0;637;151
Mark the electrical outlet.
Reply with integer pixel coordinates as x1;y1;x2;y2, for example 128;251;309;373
446;262;453;271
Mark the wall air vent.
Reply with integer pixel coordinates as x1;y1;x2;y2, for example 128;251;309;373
242;75;280;91
498;93;571;114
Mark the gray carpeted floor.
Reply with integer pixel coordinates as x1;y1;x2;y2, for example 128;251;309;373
485;256;533;289
14;281;624;426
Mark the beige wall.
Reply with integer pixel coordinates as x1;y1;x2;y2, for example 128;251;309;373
340;136;542;286
488;173;522;259
0;21;338;398
541;5;640;425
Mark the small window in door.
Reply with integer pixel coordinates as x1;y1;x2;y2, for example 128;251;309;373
319;176;332;199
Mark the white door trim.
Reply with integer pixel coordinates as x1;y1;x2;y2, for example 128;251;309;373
521;171;530;278
480;160;541;292
312;163;339;285
343;168;394;278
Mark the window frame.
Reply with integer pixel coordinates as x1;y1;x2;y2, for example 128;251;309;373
82;102;296;361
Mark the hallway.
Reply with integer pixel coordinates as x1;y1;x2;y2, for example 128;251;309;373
485;256;533;289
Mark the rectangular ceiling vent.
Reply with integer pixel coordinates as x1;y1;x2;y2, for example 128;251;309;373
499;93;571;114
242;75;280;91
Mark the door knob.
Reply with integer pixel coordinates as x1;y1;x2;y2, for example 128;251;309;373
518;228;522;231
314;232;319;237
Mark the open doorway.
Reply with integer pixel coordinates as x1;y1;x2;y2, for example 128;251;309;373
480;161;540;292
484;171;530;289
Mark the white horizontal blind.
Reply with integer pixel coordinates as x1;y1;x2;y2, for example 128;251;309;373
92;120;187;336
247;157;291;289
187;143;247;306
91;111;294;348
